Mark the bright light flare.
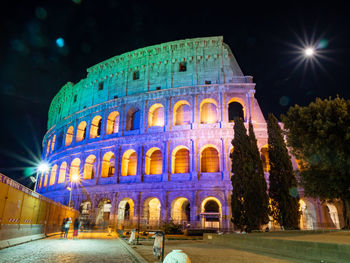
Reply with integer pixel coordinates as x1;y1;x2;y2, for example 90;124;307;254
38;162;50;173
71;174;80;182
304;47;315;57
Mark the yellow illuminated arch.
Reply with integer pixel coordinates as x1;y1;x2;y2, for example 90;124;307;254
173;100;191;126
200;144;220;172
90;115;102;139
65;126;74;146
106;111;120;135
49;164;57;186
69;158;81;181
171;146;190;174
84;155;97;179
121;149;137;176
148;103;165;127
200;98;218;124
145;147;162;175
101;152;115;178
58;162;67;183
76;121;87;142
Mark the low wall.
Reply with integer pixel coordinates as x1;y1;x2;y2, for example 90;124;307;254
204;233;350;263
0;173;79;249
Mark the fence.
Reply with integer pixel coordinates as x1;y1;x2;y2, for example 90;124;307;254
0;173;79;248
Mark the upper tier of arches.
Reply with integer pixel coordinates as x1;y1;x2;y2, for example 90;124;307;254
44;90;260;157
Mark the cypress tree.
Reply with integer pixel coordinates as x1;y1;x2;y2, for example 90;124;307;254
267;113;300;229
248;122;270;227
231;118;268;232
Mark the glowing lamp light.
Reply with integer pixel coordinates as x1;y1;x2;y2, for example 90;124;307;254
304;47;315;57
38;162;50;173
71;173;79;182
56;37;65;48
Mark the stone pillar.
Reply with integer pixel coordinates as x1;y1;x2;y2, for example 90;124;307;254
190;139;197;181
136;145;142;183
246;90;255;122
162;141;169;181
95;149;102;184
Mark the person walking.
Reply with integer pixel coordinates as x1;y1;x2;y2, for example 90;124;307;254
64;217;72;239
60;218;67;238
73;218;80;240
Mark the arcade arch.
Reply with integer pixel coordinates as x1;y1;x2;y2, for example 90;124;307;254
171;197;190;224
200;145;220;173
126;108;140;131
69;158;81;181
200;98;218;124
145;147;163;175
327;203;340;229
227;98;244;122
49;164;57;186
106;111;120;135
299;199;317;230
84;155;97;179
58;162;67;183
95;199;111;226
200;197;222;228
121;150;137;176
148;103;165;127
117;198;135;221
173;100;191;126
142;197;161;227
65;126;74;146
76;121;87;142
101;152;115;178
90;116;102;139
171;146;190;174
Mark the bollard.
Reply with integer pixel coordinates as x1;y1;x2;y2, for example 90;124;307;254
153;231;165;261
163;249;191;263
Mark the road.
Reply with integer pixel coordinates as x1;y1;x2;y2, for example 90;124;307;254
0;233;140;263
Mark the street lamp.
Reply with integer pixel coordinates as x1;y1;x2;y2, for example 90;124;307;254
34;161;50;192
304;47;315;57
68;173;80;208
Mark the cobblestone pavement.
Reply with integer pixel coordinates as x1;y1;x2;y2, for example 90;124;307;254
0;234;138;263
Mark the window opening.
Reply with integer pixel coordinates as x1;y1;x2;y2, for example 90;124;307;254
179;62;187;72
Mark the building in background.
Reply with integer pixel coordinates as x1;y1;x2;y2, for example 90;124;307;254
38;36;342;230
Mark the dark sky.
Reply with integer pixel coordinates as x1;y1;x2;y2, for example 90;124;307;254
1;0;349;187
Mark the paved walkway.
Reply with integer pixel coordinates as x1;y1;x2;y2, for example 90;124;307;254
0;232;140;263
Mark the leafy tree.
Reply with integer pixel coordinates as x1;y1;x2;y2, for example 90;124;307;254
268;113;300;229
281;97;350;228
231;118;269;232
248;122;270;227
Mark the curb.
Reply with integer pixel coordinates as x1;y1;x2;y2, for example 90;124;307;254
119;237;148;263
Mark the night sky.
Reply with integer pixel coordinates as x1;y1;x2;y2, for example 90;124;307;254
1;1;349;188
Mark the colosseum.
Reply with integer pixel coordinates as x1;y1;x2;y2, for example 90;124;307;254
38;36;343;231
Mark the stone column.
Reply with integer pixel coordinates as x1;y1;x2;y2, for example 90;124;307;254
162;141;169;181
246;90;255;122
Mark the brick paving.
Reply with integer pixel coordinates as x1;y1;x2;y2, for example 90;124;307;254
0;232;138;263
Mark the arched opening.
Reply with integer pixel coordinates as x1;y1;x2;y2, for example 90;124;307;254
56;131;63;150
65;126;74;146
43;171;49;187
260;145;270;172
200;99;218;124
142;197;161;228
299;199;317;230
171;197;190;224
126;108;140;131
84;155;97;179
95;199;111;227
117;198;135;228
90;116;102;139
76;121;87;142
79;201;92;229
58;162;67;183
171;146;190;174
148;104;165;127
121;150;137;176
106;111;120;135
101;152;115;178
201;197;222;228
326;203;340;229
173;100;191;126
145;148;163;175
69;158;81;181
46;139;51;156
201;146;220;173
51;135;56;153
49;165;57;186
228;101;244;122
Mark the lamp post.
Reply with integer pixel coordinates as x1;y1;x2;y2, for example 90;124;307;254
68;173;80;208
34;161;50;192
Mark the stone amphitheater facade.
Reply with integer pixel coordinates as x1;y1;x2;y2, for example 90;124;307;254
38;36;343;231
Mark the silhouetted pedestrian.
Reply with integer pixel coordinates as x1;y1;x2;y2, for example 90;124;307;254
64;217;72;239
73;218;80;239
60;218;67;238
